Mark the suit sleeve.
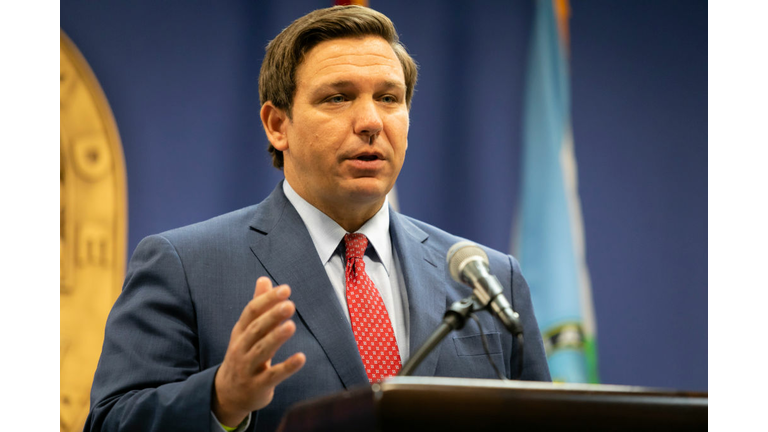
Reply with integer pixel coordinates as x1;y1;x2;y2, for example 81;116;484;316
84;235;220;431
508;254;552;382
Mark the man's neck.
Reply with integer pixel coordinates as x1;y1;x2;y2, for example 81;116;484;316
283;178;385;233
320;202;383;233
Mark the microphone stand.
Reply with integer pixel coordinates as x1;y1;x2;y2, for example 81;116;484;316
398;296;480;376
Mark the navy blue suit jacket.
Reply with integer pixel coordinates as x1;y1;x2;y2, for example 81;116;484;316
86;183;550;431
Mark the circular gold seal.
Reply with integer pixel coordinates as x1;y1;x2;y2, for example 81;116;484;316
60;30;127;432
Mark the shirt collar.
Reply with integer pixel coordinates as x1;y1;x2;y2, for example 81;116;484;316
282;180;393;274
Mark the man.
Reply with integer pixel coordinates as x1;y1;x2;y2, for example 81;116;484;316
86;6;550;432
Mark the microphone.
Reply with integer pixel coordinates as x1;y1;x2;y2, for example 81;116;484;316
447;241;524;336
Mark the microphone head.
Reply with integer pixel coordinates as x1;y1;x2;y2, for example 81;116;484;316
447;241;489;283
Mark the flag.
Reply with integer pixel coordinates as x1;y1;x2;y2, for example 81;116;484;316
513;0;598;383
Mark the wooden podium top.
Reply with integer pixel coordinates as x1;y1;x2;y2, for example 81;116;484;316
278;377;707;431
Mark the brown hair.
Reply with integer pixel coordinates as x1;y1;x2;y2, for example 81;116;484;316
259;5;418;168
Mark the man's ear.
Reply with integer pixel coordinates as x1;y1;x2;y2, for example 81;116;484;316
260;102;290;151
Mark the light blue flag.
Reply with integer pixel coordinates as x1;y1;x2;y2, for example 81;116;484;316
513;0;598;383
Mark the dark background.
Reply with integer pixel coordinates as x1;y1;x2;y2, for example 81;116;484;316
61;0;707;391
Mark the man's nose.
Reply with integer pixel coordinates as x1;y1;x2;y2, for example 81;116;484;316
353;99;383;142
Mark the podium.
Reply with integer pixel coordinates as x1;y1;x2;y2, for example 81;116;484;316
277;376;707;431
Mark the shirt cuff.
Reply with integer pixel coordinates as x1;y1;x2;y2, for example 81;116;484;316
210;410;251;432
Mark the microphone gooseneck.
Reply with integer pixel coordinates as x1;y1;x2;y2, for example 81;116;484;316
446;241;524;336
399;241;526;378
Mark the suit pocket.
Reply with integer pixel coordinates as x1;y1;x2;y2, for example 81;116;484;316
453;333;502;357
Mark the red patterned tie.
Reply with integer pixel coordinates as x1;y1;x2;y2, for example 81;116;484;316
344;233;402;383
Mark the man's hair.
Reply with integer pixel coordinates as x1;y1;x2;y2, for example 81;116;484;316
259;5;418;169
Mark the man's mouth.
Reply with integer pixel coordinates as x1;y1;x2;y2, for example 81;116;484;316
356;155;379;161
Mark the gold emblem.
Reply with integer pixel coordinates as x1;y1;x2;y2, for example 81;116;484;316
60;30;127;432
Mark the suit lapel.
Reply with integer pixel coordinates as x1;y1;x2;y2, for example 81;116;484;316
247;185;368;389
390;210;447;377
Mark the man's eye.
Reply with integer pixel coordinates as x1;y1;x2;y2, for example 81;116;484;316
380;95;398;103
326;95;346;103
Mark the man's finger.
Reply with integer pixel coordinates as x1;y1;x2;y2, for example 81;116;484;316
257;352;306;389
235;284;291;333
254;276;272;299
233;277;273;335
247;319;297;370
238;300;296;353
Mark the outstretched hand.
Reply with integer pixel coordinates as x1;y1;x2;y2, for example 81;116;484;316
213;277;306;427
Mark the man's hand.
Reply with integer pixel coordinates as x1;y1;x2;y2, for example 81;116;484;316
213;277;307;427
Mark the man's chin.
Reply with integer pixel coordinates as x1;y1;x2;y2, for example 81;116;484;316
342;179;393;204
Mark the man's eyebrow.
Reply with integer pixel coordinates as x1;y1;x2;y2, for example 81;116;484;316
313;80;406;92
317;80;355;91
379;80;406;91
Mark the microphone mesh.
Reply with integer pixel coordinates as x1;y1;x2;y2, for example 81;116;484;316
446;241;489;282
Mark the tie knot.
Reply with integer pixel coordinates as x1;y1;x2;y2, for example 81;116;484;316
344;233;368;260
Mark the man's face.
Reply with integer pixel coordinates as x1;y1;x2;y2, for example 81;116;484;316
280;36;409;217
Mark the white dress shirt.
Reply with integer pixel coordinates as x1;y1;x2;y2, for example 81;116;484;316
282;180;410;361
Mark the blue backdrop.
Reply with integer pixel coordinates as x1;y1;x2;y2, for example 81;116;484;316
61;0;707;391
